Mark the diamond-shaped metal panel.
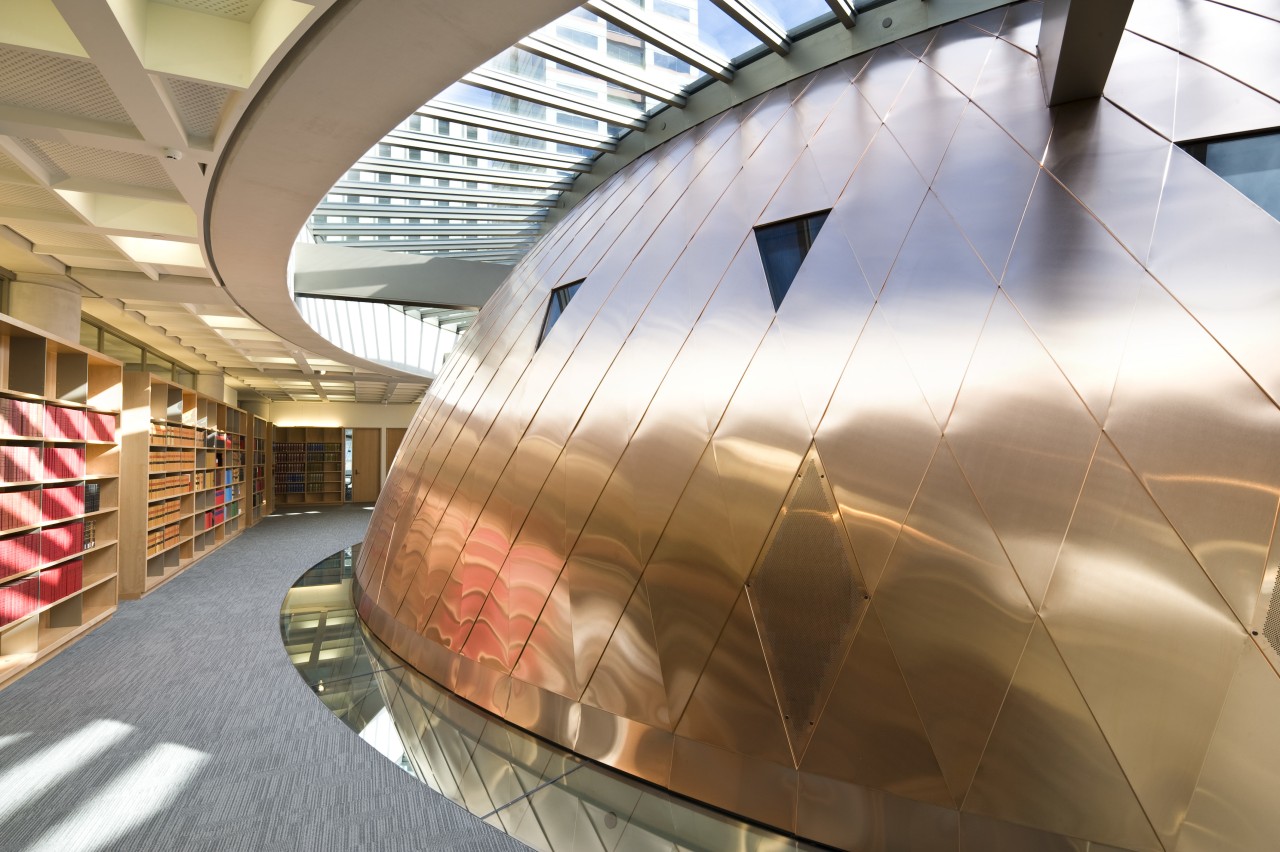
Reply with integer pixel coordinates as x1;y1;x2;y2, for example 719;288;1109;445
747;449;866;760
966;621;1161;850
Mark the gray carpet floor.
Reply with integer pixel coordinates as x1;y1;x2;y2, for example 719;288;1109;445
0;505;530;852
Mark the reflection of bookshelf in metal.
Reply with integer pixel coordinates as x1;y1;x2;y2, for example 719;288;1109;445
0;312;122;688
272;426;344;505
120;375;257;599
279;543;807;850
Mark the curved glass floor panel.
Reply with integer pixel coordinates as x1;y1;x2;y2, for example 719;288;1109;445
280;545;825;852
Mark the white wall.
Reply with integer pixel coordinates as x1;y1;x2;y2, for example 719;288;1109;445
266;401;416;428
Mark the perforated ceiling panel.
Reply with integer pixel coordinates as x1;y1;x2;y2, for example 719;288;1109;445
153;0;264;22
15;139;63;180
164;77;233;140
0;46;132;124
0;149;25;175
11;226;123;253
0;184;68;212
22;139;175;191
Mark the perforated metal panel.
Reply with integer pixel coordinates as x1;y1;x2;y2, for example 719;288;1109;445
164;77;233;140
1260;570;1280;659
0;184;67;212
0;149;25;175
747;451;866;755
153;0;264;22
0;46;132;125
11;225;122;253
20;139;175;191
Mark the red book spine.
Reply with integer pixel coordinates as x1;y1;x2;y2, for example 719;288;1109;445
90;412;115;443
39;565;59;605
65;558;82;597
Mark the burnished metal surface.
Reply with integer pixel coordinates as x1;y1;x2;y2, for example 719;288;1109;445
355;3;1280;849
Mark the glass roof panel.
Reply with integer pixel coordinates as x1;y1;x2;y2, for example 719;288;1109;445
692;0;762;59
750;0;834;31
311;0;852;267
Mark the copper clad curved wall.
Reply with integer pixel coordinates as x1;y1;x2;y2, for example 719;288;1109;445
355;3;1280;849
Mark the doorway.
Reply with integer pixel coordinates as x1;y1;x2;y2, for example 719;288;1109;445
350;428;381;502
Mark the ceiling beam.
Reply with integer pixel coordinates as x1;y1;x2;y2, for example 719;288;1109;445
0;105;165;158
51;0;207;206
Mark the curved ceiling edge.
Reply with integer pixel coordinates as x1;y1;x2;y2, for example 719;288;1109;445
204;0;583;379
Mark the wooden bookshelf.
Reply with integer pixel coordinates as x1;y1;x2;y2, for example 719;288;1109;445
251;415;273;522
0;313;121;689
119;375;251;599
272;426;344;506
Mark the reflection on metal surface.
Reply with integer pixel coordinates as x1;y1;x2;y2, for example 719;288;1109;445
356;3;1280;849
281;547;823;852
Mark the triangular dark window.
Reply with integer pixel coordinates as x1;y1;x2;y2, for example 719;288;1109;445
754;210;829;309
539;280;583;346
1183;128;1280;223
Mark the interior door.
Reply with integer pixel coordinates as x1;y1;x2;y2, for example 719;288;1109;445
350;428;381;502
385;427;407;471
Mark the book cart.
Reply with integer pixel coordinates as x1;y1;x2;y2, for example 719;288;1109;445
0;314;121;687
272;426;344;506
119;374;261;598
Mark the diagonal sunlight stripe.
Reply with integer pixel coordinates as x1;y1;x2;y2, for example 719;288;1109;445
0;733;32;753
23;742;209;852
0;720;133;824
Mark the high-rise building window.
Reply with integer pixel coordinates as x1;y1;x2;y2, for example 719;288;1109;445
754;211;829;309
1184;128;1280;222
539;280;583;346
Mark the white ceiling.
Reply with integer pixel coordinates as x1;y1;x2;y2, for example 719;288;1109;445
0;0;431;405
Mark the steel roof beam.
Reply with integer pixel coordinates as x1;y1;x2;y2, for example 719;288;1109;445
826;0;857;28
519;34;687;106
462;67;648;128
311;222;543;236
315;202;550;221
584;0;734;82
709;0;790;55
383;130;592;171
351;157;574;190
331;181;559;207
326;236;537;251
420;103;616;150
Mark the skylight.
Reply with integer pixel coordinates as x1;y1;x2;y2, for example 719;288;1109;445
309;0;844;267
